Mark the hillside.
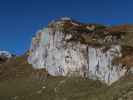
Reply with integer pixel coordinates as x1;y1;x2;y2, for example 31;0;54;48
0;54;132;100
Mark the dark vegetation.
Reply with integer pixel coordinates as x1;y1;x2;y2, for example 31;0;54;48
61;21;133;47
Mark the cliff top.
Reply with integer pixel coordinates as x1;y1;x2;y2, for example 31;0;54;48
47;17;133;47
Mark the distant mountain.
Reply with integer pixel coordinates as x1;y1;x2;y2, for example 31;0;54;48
0;51;13;64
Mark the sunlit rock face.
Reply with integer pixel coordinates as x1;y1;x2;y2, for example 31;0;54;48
88;46;127;84
28;17;131;85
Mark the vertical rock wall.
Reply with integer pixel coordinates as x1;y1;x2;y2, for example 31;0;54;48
28;26;128;85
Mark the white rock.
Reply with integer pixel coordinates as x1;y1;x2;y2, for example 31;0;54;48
28;27;127;85
42;86;46;89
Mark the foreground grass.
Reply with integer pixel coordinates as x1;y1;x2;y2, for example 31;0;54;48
0;55;133;100
0;77;107;100
0;76;133;100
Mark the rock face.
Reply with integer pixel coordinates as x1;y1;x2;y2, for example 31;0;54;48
28;17;133;85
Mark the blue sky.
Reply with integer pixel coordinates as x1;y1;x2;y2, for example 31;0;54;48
0;0;133;55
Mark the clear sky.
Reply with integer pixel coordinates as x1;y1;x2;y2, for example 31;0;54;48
0;0;133;55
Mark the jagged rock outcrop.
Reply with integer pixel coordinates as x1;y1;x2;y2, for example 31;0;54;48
28;17;133;85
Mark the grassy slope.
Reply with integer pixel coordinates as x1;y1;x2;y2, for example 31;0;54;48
0;55;35;81
0;77;107;100
0;76;133;100
0;55;109;100
0;55;133;100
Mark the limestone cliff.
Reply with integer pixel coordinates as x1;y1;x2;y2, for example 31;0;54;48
28;17;133;85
